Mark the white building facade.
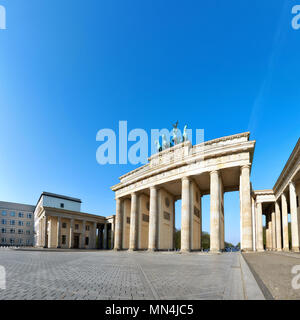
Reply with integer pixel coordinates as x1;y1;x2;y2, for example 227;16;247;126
0;201;35;246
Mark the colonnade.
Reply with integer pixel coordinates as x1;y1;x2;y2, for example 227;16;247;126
40;215;113;249
114;165;253;252
255;181;299;252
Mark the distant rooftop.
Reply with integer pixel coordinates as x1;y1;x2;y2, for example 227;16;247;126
40;192;82;203
0;201;35;212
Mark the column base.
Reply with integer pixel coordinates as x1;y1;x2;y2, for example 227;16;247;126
292;247;300;252
276;248;282;252
241;248;253;252
210;249;221;254
128;248;137;252
283;247;290;252
180;249;191;253
257;248;264;252
147;248;157;252
113;248;122;251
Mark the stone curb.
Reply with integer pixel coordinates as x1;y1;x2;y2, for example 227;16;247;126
239;253;265;300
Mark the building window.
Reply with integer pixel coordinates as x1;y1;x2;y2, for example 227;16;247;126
10;220;15;225
62;235;66;245
10;238;14;245
1;211;7;216
10;229;15;234
1;219;6;225
18;221;24;226
18;229;23;234
27;213;32;219
10;211;16;217
18;212;24;218
62;222;67;228
1;238;6;244
85;237;89;245
75;224;79;230
86;225;90;231
60;203;64;208
26;222;30;226
1;228;6;233
26;230;30;235
26;240;30;245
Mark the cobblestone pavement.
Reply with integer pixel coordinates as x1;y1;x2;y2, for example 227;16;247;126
243;251;300;300
0;249;252;300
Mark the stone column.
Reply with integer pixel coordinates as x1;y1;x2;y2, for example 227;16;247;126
252;198;256;251
265;214;270;250
199;194;202;250
172;199;176;250
269;213;273;250
48;218;52;248
181;176;191;252
97;225;101;249
57;216;61;248
210;170;221;252
275;201;282;251
93;222;97;249
129;192;138;251
114;198;123;250
69;219;74;248
281;193;289;251
290;181;299;252
271;208;276;250
111;219;115;249
43;216;48;248
81;220;86;249
240;165;253;251
256;203;264;251
148;186;158;251
103;224;108;249
265;215;269;250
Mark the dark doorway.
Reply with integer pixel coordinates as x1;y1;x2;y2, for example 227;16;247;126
74;235;80;249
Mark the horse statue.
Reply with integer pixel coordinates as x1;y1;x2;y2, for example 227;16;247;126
155;140;162;152
162;134;170;150
172;120;180;145
182;125;188;142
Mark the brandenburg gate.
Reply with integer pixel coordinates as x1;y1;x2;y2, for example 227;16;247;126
111;131;256;252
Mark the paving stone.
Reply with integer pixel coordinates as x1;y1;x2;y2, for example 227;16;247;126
0;250;248;300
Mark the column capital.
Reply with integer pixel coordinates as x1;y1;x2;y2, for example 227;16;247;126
289;180;295;187
241;164;251;171
150;185;158;191
181;175;191;182
256;201;262;209
210;170;220;176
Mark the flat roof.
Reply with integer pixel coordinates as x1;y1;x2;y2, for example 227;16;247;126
0;201;36;212
39;192;82;204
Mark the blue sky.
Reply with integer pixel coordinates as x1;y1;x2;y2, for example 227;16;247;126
0;0;299;245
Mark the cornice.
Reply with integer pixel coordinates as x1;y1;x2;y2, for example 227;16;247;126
273;138;300;198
